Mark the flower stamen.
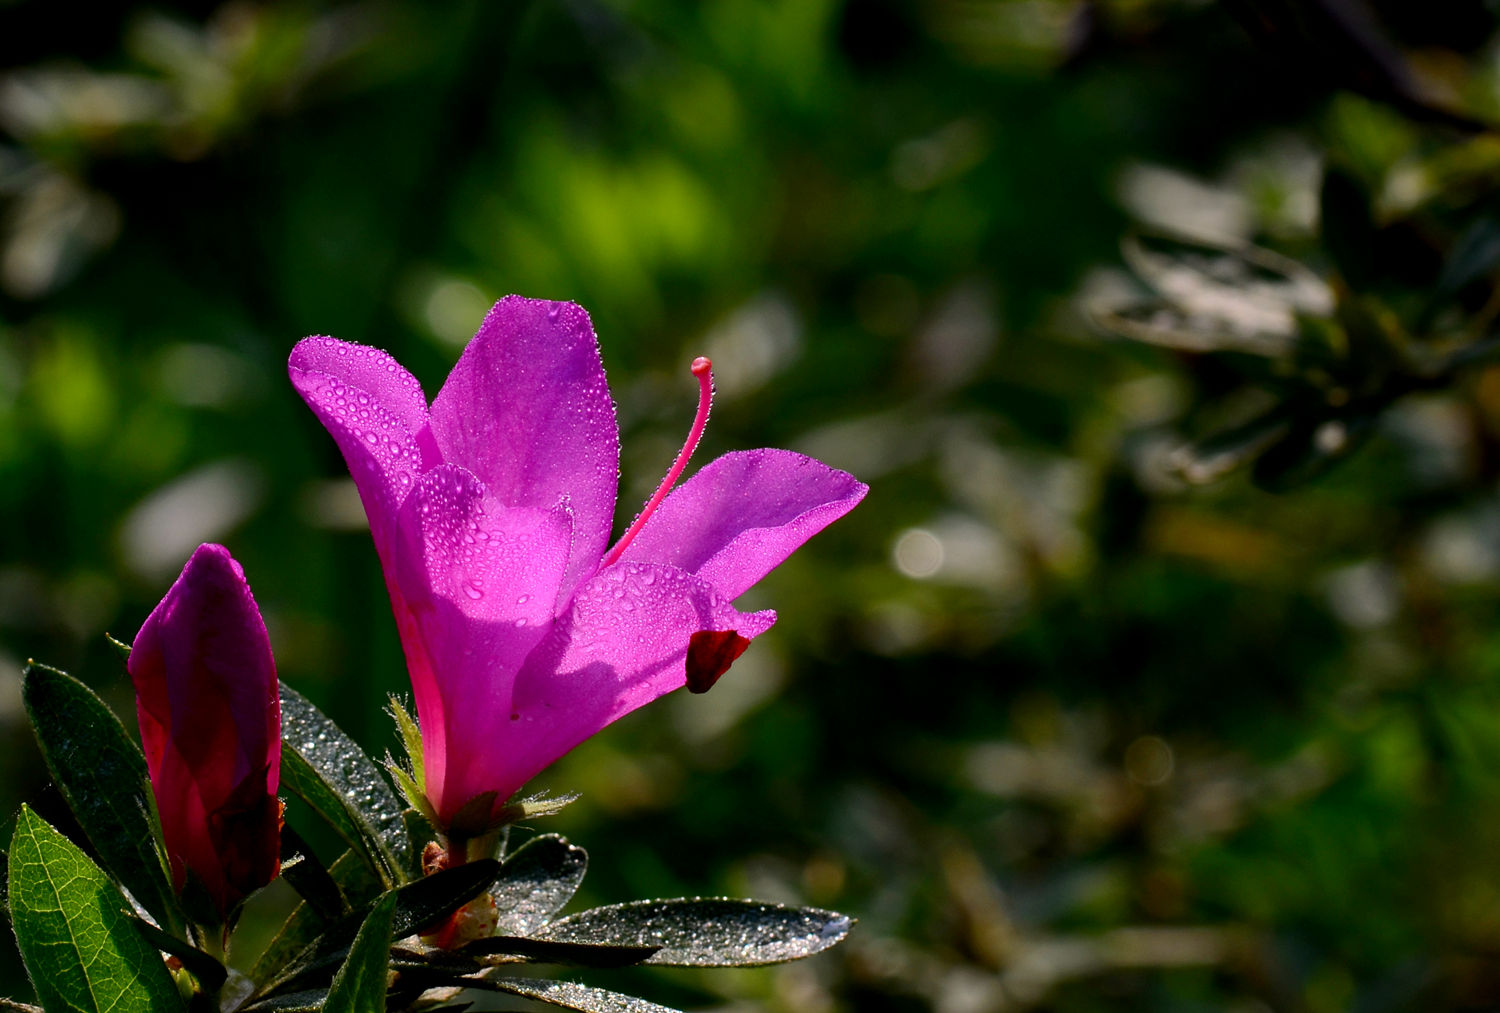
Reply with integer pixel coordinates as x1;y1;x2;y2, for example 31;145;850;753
603;357;713;567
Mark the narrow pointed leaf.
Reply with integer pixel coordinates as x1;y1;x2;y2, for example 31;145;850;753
238;991;327;1012
8;806;184;1013
1168;408;1294;485
250;850;380;984
279;825;347;921
129;916;227;992
491;833;587;934
472;977;683;1013
279;682;408;885
1421;215;1500;329
1320;166;1378;290
261;859;500;996
322;891;397;1013
387;858;500;938
21;663;181;932
1250;412;1377;490
459;935;658;966
105;634;132;664
540;898;853;967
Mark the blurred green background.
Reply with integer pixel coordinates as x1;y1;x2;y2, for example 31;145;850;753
13;0;1500;1008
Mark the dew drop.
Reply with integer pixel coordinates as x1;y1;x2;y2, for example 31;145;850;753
464;581;484;600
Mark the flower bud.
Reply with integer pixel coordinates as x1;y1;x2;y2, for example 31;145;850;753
128;544;281;919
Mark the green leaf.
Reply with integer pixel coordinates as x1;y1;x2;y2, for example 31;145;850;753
1107;232;1332;357
8;806;185;1013
1320;166;1378;290
260;859;500;997
1420;214;1500;331
250;851;380;984
105;634;132;665
1169;407;1294;485
491;833;587;934
321;891;396;1013
459;935;658;967
471;977;683;1013
279;682;408;886
1250;412;1377;491
129;917;227;993
539;898;853;967
238;991;327;1012
21;663;182;933
278;826;347;922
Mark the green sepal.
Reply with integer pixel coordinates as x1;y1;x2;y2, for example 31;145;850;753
320;891;397;1013
495;790;579;826
386;758;439;834
442;790;580;855
278;682;408;887
8;805;185;1013
387;695;424;790
20;662;182;934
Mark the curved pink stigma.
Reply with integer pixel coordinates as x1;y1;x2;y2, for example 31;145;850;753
603;357;714;567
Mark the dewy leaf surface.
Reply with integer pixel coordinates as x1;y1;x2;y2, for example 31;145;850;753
321;891;397;1013
539;898;853;966
475;977;683;1013
459;935;658;967
491;833;587;934
250;850;379;984
8;806;184;1013
21;663;181;933
278;682;409;884
261;860;500;996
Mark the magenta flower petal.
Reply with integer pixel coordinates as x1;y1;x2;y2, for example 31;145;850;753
618;449;869;600
127;543;280;917
392;464;573;822
289;337;439;569
290;298;864;831
500;561;777;794
428;297;619;600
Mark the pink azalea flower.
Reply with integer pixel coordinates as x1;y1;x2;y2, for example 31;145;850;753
128;543;281;918
290;297;866;829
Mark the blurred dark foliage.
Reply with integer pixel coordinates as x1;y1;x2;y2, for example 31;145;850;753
11;0;1500;1009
